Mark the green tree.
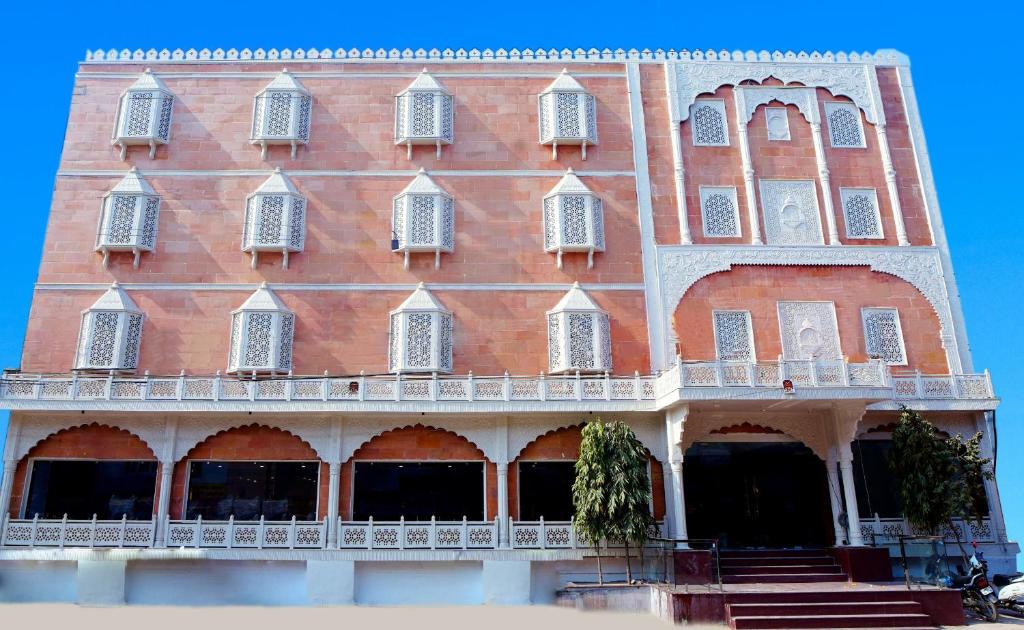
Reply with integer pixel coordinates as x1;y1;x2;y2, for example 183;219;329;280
573;421;612;583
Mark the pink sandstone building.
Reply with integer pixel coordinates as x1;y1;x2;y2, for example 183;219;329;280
0;45;1013;609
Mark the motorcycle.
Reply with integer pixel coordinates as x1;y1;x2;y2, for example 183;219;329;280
993;571;1024;617
950;551;999;622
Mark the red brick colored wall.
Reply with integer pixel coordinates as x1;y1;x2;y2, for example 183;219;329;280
508;424;666;521
169;424;327;520
338;425;498;521
7;424;157;518
674;265;947;373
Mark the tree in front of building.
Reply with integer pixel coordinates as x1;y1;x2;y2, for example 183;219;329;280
890;406;992;559
573;419;655;584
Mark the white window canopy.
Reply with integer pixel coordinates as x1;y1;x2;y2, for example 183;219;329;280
95;167;160;269
538;69;598;160
228;282;295;375
112;69;174;160
388;283;453;374
75;283;144;373
547;282;612;374
395;69;454;159
391;168;454;270
242;168;306;269
251;69;313;159
543;168;605;269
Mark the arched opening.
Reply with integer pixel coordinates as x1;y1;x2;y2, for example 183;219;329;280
684;424;833;549
171;424;326;521
340;425;497;521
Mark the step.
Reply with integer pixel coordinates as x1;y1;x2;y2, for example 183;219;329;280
722;573;849;584
725;591;933;605
727;601;924;617
720;549;831;559
721;564;844;575
721;556;836;567
729;613;934;629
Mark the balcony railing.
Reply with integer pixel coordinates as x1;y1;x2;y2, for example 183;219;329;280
164;516;327;549
337;517;500;550
859;516;995;546
891;370;994;400
657;358;890;396
0;515;155;548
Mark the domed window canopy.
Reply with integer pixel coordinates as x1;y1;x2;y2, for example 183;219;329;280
391;168;455;270
112;69;174;160
538;69;598;160
388;283;453;374
395;69;454;159
75;283;145;373
242;168;306;269
228;283;295;375
251;69;313;159
547;282;611;374
542;168;605;269
95;167;161;269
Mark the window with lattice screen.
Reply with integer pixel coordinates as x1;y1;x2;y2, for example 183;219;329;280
700;186;741;237
713;310;755;361
690;99;728;146
840;188;883;239
824;102;865;148
862;308;907;365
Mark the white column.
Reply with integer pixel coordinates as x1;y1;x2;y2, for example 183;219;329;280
809;122;840;245
496;463;510;548
665;405;689;543
0;459;16;520
734;120;763;245
825;450;847;545
977;412;1008;543
838;444;865;546
668;120;692;244
875;125;910;246
327;461;341;549
941;333;964;375
153;459;174;547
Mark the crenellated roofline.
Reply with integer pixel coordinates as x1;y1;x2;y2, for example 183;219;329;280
83;47;910;66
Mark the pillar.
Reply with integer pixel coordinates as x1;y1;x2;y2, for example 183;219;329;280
326;461;341;549
76;559;127;605
734;120;763;245
826;449;847;545
306;559;354;605
668;120;692;244
483;560;531;604
0;459;16;518
875;125;909;246
977;412;1008;543
665;405;689;543
838;444;865;546
153;459;174;547
496;462;510;548
809;122;841;245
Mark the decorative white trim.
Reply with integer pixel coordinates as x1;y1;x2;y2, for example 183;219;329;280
765;107;791;141
656;245;962;372
35;282;646;292
57;169;636;178
84;48;910;66
735;86;818;125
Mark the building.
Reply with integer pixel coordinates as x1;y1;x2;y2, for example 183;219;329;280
0;45;1014;607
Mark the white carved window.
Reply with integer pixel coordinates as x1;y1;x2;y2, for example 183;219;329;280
547;283;612;374
392;169;455;269
389;284;453;373
765;107;791;141
75;284;144;372
539;70;598;159
242;169;306;269
840;188;883;239
95;168;160;269
777;301;842;361
700;186;741;238
112;69;174;160
759;180;825;246
690;99;728;147
824;102;865;148
251;70;312;159
228;283;294;374
862;308;906;365
713;310;755;361
395;70;454;159
543;169;605;269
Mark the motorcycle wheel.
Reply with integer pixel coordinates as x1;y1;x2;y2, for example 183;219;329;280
979;597;1000;623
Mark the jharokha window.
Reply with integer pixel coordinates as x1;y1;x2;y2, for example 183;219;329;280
352;462;484;521
25;460;157;520
185;461;319;521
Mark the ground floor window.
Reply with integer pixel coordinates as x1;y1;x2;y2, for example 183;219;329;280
25;460;157;520
185;461;319;520
852;439;902;519
518;461;575;521
352;461;484;521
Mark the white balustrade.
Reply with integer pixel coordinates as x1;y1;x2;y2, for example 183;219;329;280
336;517;499;550
891;370;994;400
163;516;326;549
0;514;155;548
669;359;889;389
858;516;995;545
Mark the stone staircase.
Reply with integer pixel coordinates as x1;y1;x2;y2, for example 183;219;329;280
720;549;848;584
724;591;937;629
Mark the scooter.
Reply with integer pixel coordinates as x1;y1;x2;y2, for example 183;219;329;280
951;551;999;622
993;571;1024;617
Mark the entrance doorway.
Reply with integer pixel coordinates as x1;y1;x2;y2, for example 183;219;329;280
684;441;833;549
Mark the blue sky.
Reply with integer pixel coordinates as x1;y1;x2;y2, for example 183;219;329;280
1;0;1021;550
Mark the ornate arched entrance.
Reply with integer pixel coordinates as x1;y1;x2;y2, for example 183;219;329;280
683;423;834;549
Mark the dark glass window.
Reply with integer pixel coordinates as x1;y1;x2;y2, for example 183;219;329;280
518;461;576;521
186;461;319;521
852;439;903;518
352;462;484;521
25;460;157;520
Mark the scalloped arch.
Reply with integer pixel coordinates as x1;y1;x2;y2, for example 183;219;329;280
343;423;491;464
178;423;321;462
173;420;332;463
514;423;585;460
681;418;827;460
16;422;158;462
509;417;666;463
